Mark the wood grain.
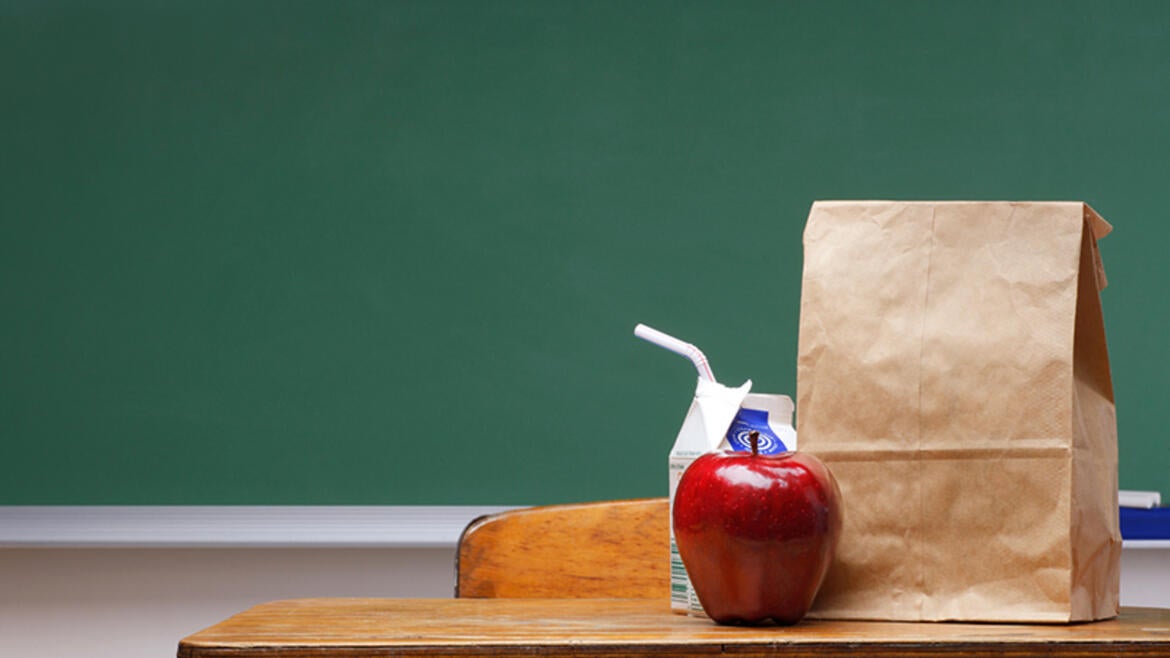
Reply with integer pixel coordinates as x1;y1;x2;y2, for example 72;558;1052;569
179;598;1170;657
456;498;669;598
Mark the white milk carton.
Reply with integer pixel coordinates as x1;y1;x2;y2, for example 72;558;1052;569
633;323;797;615
667;379;797;615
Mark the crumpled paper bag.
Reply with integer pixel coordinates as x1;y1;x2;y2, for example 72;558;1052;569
797;201;1120;622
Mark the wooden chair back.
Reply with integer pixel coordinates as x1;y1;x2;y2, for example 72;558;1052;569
455;498;670;598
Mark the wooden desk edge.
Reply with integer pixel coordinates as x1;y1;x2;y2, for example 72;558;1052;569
179;600;1170;658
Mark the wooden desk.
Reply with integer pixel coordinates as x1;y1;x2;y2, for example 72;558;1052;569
180;598;1170;657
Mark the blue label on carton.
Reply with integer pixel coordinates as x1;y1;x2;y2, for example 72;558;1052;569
726;408;789;454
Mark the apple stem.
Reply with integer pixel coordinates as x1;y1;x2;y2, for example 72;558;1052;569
749;430;760;456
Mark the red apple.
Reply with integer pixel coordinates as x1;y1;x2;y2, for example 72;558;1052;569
672;431;842;625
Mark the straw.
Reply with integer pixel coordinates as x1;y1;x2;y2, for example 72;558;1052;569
633;323;715;381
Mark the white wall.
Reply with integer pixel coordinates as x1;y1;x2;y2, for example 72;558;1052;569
1121;545;1170;608
1;547;455;658
2;544;1166;658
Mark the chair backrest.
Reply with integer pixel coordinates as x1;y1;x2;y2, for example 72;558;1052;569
455;498;670;598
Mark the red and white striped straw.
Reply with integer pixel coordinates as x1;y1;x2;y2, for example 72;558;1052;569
633;323;715;381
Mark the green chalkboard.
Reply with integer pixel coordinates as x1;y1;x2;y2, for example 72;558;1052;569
3;1;1168;505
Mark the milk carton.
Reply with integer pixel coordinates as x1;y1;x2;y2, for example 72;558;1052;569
667;379;796;615
633;323;797;615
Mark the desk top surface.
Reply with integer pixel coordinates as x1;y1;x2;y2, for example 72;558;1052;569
179;598;1170;657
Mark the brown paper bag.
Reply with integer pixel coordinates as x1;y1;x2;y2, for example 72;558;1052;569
796;201;1120;623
